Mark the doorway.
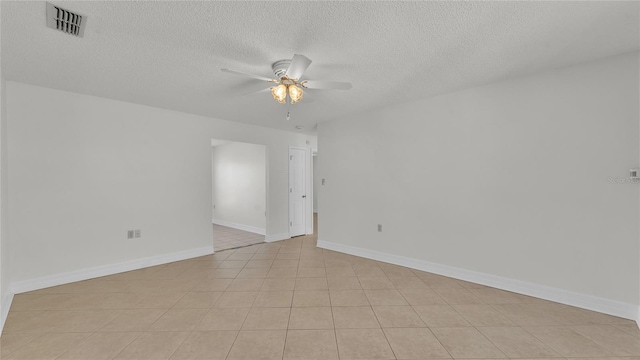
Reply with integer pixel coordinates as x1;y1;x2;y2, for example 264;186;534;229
211;139;267;251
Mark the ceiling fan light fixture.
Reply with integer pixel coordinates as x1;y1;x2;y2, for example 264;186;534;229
271;84;287;104
288;84;303;104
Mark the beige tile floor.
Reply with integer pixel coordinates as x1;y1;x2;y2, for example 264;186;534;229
1;231;639;359
213;224;264;252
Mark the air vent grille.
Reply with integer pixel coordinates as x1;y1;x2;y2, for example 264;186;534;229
46;2;86;37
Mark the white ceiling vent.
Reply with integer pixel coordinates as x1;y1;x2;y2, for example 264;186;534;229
46;2;86;37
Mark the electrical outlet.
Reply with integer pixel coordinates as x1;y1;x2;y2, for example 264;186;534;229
377;224;382;232
127;230;134;239
135;230;141;238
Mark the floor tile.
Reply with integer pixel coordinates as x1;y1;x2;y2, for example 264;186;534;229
242;307;290;330
414;272;463;289
295;277;329;291
380;265;416;277
358;277;395;290
191;279;232;292
293;290;331;307
267;268;298;278
523;326;613;357
298;259;326;268
261;278;296;291
113;331;189;360
388;276;430;290
4;333;88;360
272;259;299;268
251;253;276;260
615;323;640;338
364;289;408;305
492;304;562;326
571;325;640;356
431;327;506;358
226;278;265;292
207;268;242;279
353;267;386;277
332;306;380;329
325;267;357;277
289;307;334;329
173;292;222;308
218;260;248;269
469;288;533;304
99;309;167;332
453;304;516;326
328;277;362;290
253;290;294;307
0;333;39;357
283;330;339;360
149;308;209;331
236;268;270;278
226;330;286;360
478;326;560;358
297;267;327;278
213;291;257;308
372;306;425;328
195;308;249;330
19;310;121;333
383;327;451;359
169;331;237;360
335;328;395;360
329;290;370;306
57;332;140;360
433;288;485;305
399;288;447;306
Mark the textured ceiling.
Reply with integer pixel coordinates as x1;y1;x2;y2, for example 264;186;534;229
2;1;639;134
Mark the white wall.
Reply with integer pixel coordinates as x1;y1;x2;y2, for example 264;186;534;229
6;82;316;286
212;141;266;233
0;44;9;330
318;53;640;317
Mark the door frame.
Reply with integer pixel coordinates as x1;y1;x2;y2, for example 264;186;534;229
288;145;311;237
310;148;318;235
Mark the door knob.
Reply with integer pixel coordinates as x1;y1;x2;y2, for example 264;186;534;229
302;195;306;198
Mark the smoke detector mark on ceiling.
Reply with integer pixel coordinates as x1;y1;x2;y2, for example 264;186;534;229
46;2;86;37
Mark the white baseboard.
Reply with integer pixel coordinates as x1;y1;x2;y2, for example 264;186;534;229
213;219;266;235
0;291;14;335
10;246;213;295
317;239;638;322
265;233;290;242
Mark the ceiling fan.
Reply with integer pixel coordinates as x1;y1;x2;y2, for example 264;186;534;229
221;54;352;105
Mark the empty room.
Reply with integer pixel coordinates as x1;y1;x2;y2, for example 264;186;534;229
0;1;639;359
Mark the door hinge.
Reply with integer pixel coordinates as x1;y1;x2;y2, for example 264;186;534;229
290;221;292;226
290;155;293;160
290;188;293;193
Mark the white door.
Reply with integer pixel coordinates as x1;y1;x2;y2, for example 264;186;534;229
289;146;307;237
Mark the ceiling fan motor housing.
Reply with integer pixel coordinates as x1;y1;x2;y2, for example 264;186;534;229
272;60;292;79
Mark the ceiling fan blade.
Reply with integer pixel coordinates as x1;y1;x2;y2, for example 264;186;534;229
243;87;272;97
221;68;276;83
302;80;352;90
285;54;312;80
